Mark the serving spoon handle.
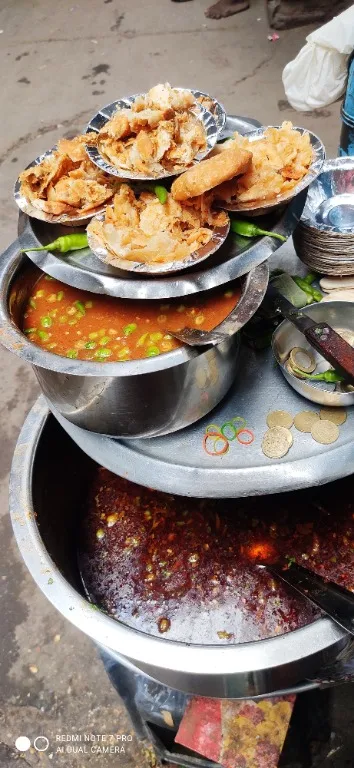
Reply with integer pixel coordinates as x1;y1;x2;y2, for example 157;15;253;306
258;561;354;637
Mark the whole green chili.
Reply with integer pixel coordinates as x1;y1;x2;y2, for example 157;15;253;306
21;233;89;254
293;276;322;303
230;219;286;242
292;367;344;383
154;185;168;204
303;272;318;285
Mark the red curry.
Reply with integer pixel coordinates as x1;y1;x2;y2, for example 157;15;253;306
79;471;354;644
21;274;240;362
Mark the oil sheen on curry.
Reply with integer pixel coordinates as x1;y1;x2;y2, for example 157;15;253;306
21;274;240;362
79;470;354;645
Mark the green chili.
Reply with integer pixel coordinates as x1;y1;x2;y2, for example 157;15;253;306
95;348;112;360
75;300;86;315
123;323;137;336
303;272;318;285
292;367;344;383
84;341;96;349
136;332;149;347
38;330;49;341
230;219;286;242
66;349;78;359
21;233;89;254
154;185;168;204
24;327;36;334
293;276;322;303
149;332;163;342
146;345;160;357
40;316;52;328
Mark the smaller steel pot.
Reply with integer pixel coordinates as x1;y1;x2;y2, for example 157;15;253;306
0;240;268;438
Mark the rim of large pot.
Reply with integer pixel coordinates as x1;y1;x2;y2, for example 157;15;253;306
9;399;347;681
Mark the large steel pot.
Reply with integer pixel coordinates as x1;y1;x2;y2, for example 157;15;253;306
0;241;268;438
9;399;348;699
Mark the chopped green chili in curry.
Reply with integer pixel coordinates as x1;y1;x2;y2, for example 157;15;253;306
21;274;240;362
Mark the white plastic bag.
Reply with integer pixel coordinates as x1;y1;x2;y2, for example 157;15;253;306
282;5;354;112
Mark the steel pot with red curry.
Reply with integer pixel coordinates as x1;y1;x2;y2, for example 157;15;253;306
21;273;240;362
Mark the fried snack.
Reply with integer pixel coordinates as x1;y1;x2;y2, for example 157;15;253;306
97;83;207;176
88;183;228;265
171;147;252;201
19;134;116;217
214;122;313;206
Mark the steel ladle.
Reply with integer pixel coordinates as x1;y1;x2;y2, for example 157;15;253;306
259;561;354;637
168;261;269;346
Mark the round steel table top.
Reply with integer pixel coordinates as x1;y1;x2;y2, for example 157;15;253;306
52;337;354;498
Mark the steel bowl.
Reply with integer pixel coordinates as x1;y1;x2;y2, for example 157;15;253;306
86;211;230;275
301;157;354;233
0;243;268;438
85;96;218;180
176;87;226;133
9;399;348;698
216;126;325;217
272;301;354;407
14;146;110;226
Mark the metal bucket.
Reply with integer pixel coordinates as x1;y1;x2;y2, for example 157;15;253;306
9;399;348;699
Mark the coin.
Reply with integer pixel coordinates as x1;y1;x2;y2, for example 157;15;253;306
289;347;316;373
311;419;340;445
319;407;347;426
266;410;293;429
262;426;293;459
294;411;320;433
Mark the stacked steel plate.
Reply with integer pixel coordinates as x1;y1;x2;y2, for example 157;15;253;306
294;157;354;275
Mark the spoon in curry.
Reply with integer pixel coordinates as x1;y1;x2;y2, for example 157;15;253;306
167;262;269;347
258;560;354;637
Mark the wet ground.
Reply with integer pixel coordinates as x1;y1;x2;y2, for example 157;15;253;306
0;0;353;765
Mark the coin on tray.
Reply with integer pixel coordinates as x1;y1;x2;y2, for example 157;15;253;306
319;407;347;426
310;419;340;445
262;426;293;459
266;410;293;429
293;411;320;433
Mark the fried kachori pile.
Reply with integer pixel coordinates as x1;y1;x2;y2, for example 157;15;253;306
19;134;118;217
212;122;313;206
96;83;207;176
88;183;228;265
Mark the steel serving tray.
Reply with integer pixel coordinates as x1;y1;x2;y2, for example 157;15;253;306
15;117;306;300
52;337;354;498
9;399;348;698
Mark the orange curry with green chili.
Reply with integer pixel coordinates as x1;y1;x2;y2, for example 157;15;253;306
21;274;240;362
